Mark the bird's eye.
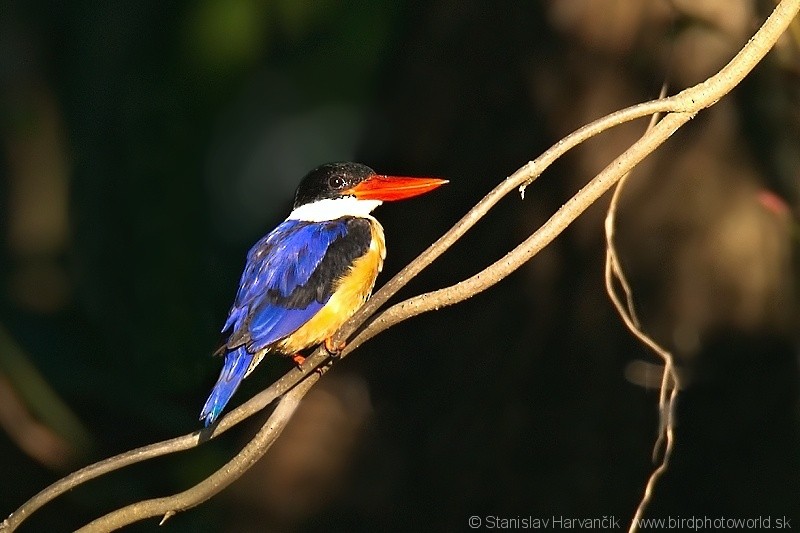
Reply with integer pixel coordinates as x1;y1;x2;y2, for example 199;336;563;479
328;175;346;189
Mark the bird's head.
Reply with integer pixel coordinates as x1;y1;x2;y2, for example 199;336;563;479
289;162;448;222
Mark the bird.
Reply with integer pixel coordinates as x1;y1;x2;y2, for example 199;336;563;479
200;162;448;426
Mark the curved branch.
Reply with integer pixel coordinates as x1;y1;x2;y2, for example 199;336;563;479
341;0;800;349
3;0;797;530
336;0;799;345
347;112;693;351
76;375;318;532
0;362;319;531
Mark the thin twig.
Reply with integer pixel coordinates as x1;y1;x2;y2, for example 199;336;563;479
600;83;679;532
629;380;679;532
604;82;675;457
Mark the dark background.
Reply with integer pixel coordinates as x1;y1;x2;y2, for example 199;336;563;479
2;1;799;531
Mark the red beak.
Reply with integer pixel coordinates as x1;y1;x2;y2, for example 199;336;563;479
346;174;448;202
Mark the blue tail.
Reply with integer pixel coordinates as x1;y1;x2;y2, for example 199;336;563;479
200;346;254;426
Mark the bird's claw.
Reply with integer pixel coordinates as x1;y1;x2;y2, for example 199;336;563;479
324;337;346;358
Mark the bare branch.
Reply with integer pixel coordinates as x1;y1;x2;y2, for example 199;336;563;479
0;360;327;532
344;112;692;355
629;380;679;532
76;374;318;532
600;84;679;532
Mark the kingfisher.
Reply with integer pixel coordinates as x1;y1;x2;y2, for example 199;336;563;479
200;162;447;426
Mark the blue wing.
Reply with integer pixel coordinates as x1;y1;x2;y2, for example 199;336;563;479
223;219;349;349
200;218;370;426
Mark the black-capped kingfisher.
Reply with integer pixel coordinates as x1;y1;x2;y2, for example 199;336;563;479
200;162;447;426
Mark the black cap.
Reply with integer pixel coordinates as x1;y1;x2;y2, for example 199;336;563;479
293;162;375;208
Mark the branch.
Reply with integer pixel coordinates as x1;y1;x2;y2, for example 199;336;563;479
0;361;319;532
600;85;679;532
337;0;800;349
3;0;797;530
75;375;317;532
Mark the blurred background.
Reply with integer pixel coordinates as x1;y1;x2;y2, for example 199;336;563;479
2;0;800;531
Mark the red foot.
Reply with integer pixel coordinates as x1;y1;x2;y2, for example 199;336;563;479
291;353;306;366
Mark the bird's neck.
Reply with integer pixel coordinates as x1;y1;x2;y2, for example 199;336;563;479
287;197;382;222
